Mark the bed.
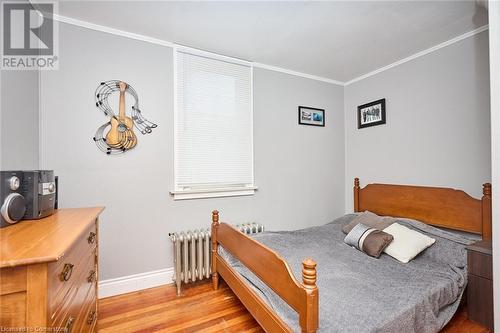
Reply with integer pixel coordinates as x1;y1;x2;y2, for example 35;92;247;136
210;178;492;333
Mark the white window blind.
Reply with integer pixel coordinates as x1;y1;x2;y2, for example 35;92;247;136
173;50;254;199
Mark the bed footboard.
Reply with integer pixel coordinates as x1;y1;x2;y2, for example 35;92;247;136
211;210;319;333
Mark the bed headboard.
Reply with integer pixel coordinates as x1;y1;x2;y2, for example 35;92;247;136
353;178;492;240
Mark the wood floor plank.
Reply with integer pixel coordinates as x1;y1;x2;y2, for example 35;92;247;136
184;312;258;333
99;289;234;327
100;298;241;332
98;281;489;333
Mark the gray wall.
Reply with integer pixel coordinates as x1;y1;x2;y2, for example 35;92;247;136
0;70;40;170
344;31;491;211
488;2;500;328
40;23;345;280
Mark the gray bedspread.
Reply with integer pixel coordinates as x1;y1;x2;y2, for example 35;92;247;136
219;214;476;333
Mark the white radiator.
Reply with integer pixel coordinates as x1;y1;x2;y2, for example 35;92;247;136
169;223;264;295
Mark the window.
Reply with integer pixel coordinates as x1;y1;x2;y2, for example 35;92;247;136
172;49;255;200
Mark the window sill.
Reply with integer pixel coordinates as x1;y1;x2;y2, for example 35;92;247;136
170;186;258;200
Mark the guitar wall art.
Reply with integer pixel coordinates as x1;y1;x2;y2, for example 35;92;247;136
93;80;157;155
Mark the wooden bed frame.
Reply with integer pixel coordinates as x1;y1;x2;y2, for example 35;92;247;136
210;178;492;333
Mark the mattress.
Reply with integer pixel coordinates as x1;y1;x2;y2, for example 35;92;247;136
219;214;476;333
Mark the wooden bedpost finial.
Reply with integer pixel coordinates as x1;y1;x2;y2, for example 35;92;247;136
211;210;220;290
483;183;492;197
482;184;492;241
212;210;219;225
300;258;319;333
302;258;317;290
354;178;360;212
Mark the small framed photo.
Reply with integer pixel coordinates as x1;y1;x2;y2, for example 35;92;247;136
358;99;386;129
298;106;325;127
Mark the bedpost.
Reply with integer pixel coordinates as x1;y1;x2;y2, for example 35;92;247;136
354;178;360;212
211;210;220;290
482;183;492;241
300;258;319;333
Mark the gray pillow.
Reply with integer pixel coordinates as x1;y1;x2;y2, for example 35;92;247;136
342;211;396;234
344;223;394;258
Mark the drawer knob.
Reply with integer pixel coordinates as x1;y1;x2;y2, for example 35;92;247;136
87;269;96;283
88;231;97;244
60;263;74;281
65;316;75;332
87;310;97;325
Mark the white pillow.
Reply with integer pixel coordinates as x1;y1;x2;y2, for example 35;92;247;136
382;223;435;263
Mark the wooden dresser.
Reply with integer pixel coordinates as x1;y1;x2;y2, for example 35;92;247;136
466;240;493;331
0;207;104;333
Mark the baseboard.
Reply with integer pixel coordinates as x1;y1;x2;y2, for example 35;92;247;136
98;267;174;299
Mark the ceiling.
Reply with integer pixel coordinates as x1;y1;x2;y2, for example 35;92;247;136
57;1;488;82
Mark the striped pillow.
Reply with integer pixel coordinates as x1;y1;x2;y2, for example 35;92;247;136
344;223;394;258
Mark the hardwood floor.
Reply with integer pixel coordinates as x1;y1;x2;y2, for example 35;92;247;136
98;281;263;332
442;305;491;333
98;281;490;333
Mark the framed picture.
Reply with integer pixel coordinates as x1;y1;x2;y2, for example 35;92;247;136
357;99;386;129
298;106;325;127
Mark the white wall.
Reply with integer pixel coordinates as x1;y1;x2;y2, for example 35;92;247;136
344;31;491;211
39;23;345;280
0;70;40;170
489;0;500;328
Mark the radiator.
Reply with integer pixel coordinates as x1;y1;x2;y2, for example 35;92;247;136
169;222;265;295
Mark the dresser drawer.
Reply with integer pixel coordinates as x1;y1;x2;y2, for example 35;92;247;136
468;251;492;280
73;289;97;333
81;301;97;333
51;276;96;331
52;287;79;333
50;246;96;324
48;222;96;314
467;274;494;330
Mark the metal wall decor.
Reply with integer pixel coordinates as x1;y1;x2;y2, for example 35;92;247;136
93;80;157;154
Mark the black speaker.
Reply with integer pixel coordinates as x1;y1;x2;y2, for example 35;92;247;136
0;170;56;228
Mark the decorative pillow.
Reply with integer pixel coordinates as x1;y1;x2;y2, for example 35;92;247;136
342;211;396;234
344;223;394;258
382;223;436;263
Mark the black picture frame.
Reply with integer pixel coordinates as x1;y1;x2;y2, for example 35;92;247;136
357;99;386;129
298;106;325;127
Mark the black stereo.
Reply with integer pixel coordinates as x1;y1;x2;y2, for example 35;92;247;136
0;170;57;228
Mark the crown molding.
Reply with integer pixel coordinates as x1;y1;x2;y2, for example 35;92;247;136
176;45;252;67
51;14;488;88
344;25;489;86
53;14;175;48
51;14;345;86
253;62;344;86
